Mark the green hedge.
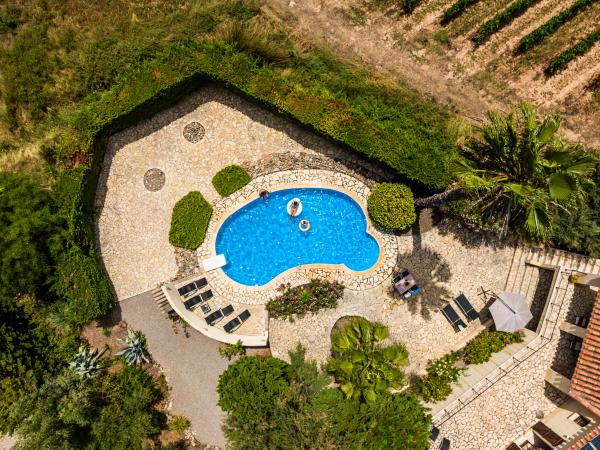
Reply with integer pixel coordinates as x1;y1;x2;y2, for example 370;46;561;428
168;191;213;250
367;183;416;231
71;40;454;190
417;354;464;402
545;28;600;76
473;0;540;45
212;165;251;197
441;0;481;25
463;330;524;365
516;0;598;53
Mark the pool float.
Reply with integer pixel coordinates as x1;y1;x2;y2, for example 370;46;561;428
286;198;303;217
299;219;311;232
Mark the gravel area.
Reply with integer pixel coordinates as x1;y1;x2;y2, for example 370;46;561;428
119;291;230;448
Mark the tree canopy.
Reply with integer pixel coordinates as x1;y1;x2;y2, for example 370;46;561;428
456;104;598;241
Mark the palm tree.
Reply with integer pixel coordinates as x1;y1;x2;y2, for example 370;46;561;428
326;317;408;402
70;345;105;379
451;104;597;241
116;330;150;366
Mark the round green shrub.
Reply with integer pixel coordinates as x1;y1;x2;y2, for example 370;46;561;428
367;183;416;231
212;165;251;197
168;191;213;250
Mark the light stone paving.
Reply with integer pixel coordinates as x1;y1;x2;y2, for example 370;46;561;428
269;217;517;375
95;84;392;300
197;169;398;306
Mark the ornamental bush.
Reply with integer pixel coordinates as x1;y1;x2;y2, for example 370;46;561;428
212;165;251;197
367;183;416;231
266;279;344;320
463;330;524;365
168;191;213;249
417;354;464;403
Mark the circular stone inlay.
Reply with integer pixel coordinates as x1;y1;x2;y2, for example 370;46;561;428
143;168;166;192
182;121;205;143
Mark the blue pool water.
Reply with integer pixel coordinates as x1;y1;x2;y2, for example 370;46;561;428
215;188;380;286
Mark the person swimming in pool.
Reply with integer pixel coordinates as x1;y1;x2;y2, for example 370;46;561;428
259;190;269;200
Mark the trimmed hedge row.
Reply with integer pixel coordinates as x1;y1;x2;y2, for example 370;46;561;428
473;0;540;45
71;40;454;190
168;191;213;250
212;165;251;197
545;28;600;76
441;0;481;25
516;0;598;53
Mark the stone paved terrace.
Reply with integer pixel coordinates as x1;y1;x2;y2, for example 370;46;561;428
269;216;518;376
434;249;600;450
95;84;392;300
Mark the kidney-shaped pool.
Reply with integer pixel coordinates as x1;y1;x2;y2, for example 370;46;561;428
215;188;380;286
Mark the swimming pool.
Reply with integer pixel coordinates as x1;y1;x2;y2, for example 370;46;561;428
215;188;380;286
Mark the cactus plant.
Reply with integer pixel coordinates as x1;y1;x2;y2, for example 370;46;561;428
116;330;150;365
70;345;105;379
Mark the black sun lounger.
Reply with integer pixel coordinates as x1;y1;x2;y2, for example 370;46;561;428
195;277;208;290
177;282;196;297
221;305;234;317
439;438;450;450
200;289;213;301
454;294;479;321
430;426;440;442
224;317;241;333
205;309;224;326
183;295;202;310
441;304;467;332
238;309;251;322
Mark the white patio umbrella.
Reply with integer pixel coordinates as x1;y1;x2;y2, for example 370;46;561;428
488;291;533;332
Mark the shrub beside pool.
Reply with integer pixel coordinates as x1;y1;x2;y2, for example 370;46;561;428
266;279;344;320
367;183;416;231
212;165;252;197
169;191;213;249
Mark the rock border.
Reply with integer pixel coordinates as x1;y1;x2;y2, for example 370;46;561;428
197;169;398;306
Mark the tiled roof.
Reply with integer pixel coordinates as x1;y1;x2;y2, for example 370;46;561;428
569;290;600;417
566;425;600;450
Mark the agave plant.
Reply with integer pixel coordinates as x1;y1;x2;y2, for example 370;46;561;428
454;103;597;241
327;317;409;402
70;345;106;379
116;330;150;366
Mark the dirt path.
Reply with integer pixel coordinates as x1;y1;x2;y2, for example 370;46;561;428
265;0;600;148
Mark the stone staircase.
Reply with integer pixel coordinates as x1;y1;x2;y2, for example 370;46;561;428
151;286;173;314
504;245;600;296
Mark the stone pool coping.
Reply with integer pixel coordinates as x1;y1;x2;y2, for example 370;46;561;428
197;170;398;306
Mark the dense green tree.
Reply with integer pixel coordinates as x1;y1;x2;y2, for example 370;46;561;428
327;317;408;402
455;104;597;241
320;391;431;450
0;173;65;299
7;365;162;449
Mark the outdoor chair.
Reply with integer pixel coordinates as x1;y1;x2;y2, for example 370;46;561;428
239;309;251;322
439;438;450;450
183;295;202;310
200;290;213;301
194;277;208;290
221;305;234;317
177;282;196;297
224;317;241;333
430;426;440;442
392;270;410;285
575;316;588;328
205;310;224;326
441;304;467;332
409;285;421;296
454;293;480;321
200;303;211;314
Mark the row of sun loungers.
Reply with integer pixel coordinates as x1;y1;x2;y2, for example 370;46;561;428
441;293;480;332
205;305;251;333
182;289;213;310
429;426;450;449
223;309;251;333
177;277;208;298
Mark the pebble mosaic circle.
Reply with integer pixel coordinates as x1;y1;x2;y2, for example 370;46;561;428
182;121;206;143
143;168;166;192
